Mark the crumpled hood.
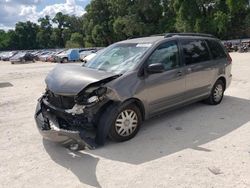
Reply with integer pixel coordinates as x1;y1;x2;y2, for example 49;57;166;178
45;64;118;96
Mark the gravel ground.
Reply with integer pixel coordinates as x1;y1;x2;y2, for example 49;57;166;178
0;53;250;188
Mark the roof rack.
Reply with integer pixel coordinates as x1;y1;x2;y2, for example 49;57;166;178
150;34;166;37
164;33;215;38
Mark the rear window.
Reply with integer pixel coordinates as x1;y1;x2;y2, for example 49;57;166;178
206;40;227;59
181;40;211;65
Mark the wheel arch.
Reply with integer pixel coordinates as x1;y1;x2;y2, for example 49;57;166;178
121;98;145;121
95;97;146;126
217;76;226;89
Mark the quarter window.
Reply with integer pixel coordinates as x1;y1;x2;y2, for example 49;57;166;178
206;40;227;59
147;41;179;71
181;40;211;65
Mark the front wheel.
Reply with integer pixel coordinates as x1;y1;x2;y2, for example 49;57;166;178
62;57;68;63
205;80;225;105
109;104;142;142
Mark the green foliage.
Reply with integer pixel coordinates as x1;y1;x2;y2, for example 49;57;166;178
0;1;250;51
37;15;53;48
226;0;248;14
83;0;114;46
213;11;229;37
15;21;39;50
65;32;84;48
174;0;200;32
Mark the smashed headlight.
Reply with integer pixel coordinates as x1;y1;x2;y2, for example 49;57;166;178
65;104;85;115
87;96;99;104
94;87;107;96
75;86;107;105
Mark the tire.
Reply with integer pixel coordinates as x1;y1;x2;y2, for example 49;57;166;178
96;102;142;145
108;103;142;142
62;57;68;63
205;80;225;105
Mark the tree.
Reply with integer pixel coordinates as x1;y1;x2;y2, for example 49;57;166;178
226;0;248;15
37;15;53;48
15;21;39;50
52;12;70;47
173;0;200;32
65;32;84;48
213;11;229;38
113;15;146;40
83;0;114;46
244;9;250;36
1;0;250;51
159;0;177;33
0;30;10;50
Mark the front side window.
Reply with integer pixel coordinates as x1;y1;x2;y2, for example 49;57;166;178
147;41;180;71
181;40;211;65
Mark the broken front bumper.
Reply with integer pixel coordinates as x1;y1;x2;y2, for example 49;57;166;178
34;99;97;150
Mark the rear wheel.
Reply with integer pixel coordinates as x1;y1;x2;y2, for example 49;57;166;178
205;80;225;105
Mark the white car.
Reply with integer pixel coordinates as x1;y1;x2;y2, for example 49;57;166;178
82;53;97;63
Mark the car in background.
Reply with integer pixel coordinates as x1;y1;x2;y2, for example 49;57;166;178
81;48;105;63
1;51;17;61
10;52;35;64
36;51;51;61
82;53;97;63
39;51;56;62
47;50;65;63
56;49;80;63
79;49;96;62
31;50;43;60
0;52;6;60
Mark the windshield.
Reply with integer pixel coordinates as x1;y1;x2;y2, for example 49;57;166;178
14;52;25;58
80;51;92;55
85;43;151;74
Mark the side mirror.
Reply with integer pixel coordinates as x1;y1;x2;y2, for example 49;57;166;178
147;63;165;74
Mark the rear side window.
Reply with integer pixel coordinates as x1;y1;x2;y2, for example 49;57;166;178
181;40;211;65
206;40;227;59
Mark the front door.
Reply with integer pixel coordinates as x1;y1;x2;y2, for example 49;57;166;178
144;41;186;115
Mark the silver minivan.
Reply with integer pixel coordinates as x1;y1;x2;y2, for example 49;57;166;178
35;33;232;150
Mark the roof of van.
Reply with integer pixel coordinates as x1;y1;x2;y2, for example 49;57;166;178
117;33;217;45
118;36;165;44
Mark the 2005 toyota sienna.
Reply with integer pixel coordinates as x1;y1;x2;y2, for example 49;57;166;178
35;33;232;150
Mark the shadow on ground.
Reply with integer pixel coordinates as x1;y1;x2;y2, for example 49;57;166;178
43;140;101;188
43;96;250;187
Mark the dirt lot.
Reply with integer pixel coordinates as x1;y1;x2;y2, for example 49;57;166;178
0;53;250;188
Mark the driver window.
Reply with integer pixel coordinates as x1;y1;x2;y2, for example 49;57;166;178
147;41;179;71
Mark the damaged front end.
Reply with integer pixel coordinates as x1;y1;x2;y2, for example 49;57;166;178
35;72;121;150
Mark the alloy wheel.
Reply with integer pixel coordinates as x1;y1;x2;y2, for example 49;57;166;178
213;84;224;102
115;109;138;137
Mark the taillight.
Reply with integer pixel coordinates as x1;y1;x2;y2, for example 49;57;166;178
227;53;232;64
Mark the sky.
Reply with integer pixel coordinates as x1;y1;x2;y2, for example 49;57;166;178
0;0;91;30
